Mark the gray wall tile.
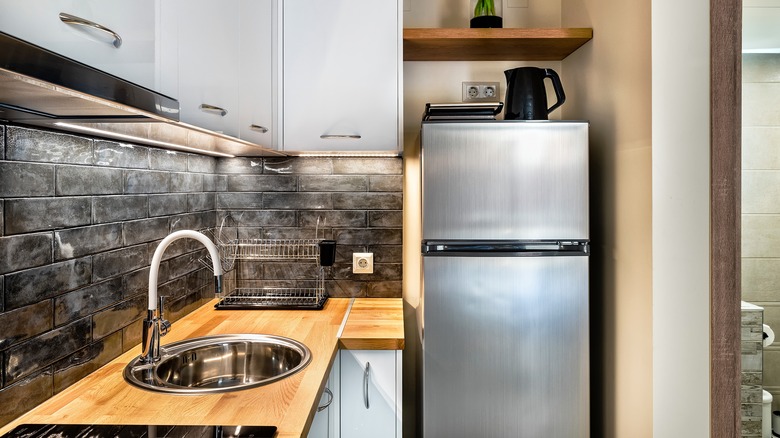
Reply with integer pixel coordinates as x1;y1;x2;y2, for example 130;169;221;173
124;217;170;245
124;170;171;194
0;371;52;426
217;210;296;228
264;193;333;210
203;174;218;192
744;53;780;83
369;210;403;228
227;175;297;192
216;157;266;174
6;127;93;164
299;211;366;228
299;175;368;192
743;171;780;213
56;165;123;196
4;258;92;310
217;193;263;209
171;173;203;192
264;157;333;175
0;301;53;351
369;175;403;192
52;331;122;393
92;245;147;281
92;294;146;340
188;193;215;212
169;211;215;232
4;197;91;235
188;155;217;173
4;317;91;384
333;193;403;210
0;162;55;197
55;224;123;261
334;229;402;245
743;127;780;170
0;200;3;237
0;233;53;275
54;278;123;327
94;141;149;169
93;195;148;224
149;194;188;217
150;149;188;172
0;125;4;160
332;157;402;175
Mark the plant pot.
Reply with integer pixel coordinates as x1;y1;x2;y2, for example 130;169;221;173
470;15;503;28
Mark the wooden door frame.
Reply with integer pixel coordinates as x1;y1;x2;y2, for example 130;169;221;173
710;0;742;436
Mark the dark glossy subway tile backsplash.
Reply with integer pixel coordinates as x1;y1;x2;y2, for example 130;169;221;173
0;123;403;426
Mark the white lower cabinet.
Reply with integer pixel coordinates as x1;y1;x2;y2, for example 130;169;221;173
309;354;339;438
308;350;401;438
339;350;402;438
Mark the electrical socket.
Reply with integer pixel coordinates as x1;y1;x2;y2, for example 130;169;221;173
353;253;374;274
462;82;500;102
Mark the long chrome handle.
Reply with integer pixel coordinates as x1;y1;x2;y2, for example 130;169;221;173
199;104;228;116
317;387;333;412
249;124;269;133
363;362;371;409
59;12;122;48
320;134;361;139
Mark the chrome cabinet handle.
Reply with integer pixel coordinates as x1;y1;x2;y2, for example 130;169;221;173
363;362;371;409
199;104;227;116
317;387;333;412
59;12;122;48
249;124;269;133
320;134;361;139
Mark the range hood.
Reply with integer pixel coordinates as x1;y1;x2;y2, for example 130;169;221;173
0;31;282;157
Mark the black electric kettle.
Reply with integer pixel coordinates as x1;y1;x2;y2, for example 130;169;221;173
504;67;566;120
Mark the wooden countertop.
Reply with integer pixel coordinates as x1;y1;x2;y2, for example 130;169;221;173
0;298;404;438
340;298;405;350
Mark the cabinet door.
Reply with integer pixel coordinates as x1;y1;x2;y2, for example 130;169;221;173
309;353;339;438
0;0;157;90
282;0;399;152
340;350;400;438
160;0;240;136
237;0;276;148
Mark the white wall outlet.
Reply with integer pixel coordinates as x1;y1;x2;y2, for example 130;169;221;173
353;253;374;274
462;82;501;102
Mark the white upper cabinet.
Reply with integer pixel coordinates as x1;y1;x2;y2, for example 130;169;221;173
281;0;401;153
159;0;275;146
159;0;241;136
0;0;157;90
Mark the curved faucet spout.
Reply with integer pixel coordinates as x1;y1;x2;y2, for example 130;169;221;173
148;229;223;310
142;230;224;363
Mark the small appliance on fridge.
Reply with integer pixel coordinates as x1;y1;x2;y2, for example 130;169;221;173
421;119;590;437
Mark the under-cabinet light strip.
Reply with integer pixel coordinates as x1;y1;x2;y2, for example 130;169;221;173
54;122;237;158
294;152;402;158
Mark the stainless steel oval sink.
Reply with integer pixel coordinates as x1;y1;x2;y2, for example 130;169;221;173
124;334;312;394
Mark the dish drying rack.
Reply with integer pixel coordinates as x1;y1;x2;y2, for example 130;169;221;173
200;219;336;310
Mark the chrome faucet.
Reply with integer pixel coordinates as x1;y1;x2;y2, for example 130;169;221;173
141;230;224;363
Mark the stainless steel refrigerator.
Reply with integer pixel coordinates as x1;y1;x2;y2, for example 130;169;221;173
421;120;589;437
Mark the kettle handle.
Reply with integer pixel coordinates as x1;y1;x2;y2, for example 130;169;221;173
543;69;566;114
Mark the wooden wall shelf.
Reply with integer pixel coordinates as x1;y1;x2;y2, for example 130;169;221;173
403;28;593;61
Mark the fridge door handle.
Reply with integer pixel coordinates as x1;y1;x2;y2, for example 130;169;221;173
422;240;589;255
363;361;371;409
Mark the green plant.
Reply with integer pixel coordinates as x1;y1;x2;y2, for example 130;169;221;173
474;0;496;16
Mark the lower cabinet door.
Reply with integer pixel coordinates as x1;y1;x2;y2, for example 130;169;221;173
308;354;339;438
339;350;400;438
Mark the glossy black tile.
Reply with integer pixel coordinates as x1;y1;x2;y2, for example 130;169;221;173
0;162;55;197
149;194;189;217
56;165;123;196
216;192;263;209
369;175;403;192
92;195;148;224
92;246;148;281
216;157;266;174
54;278;123;327
216;210;296;228
4;318;91;384
264;157;333;175
263;193;333;210
299;210;366;228
0;301;53;351
0;233;53;275
150;148;188;172
187;193;216;212
92;294;146;340
4;258;92;310
94;140;150;169
54;223;123;261
333;228;402;245
52;331;122;393
124;170;171;194
368;210;403;228
227;174;297;192
123;217;170;246
299;175;368;192
187;154;217;174
170;172;203;192
4;197;91;235
332;192;402;210
0;370;53;426
6;127;93;165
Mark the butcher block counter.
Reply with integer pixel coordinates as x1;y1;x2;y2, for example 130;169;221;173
0;298;404;438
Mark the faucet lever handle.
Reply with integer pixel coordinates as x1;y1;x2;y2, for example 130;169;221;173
158;295;166;319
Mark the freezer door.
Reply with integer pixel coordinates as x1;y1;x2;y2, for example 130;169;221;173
422;255;589;437
422;121;589;241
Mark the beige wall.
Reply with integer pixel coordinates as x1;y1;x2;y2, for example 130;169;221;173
560;0;653;436
742;53;780;410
